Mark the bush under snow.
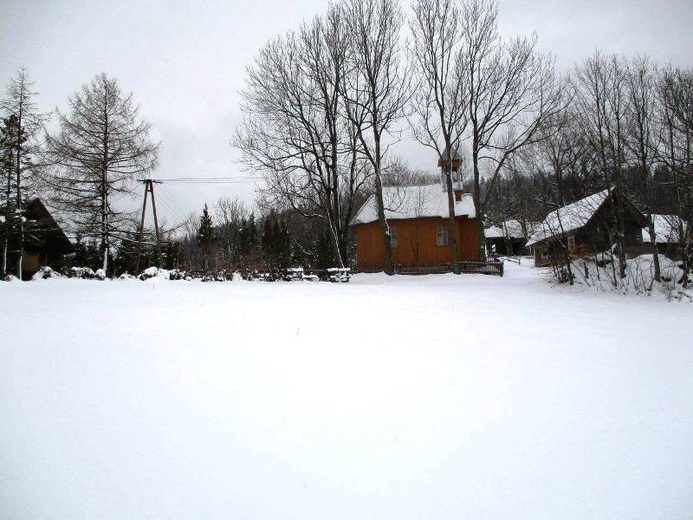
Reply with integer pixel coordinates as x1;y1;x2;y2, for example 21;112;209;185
560;254;692;300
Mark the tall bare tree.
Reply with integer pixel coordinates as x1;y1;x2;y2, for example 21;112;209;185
573;52;631;278
409;0;468;272
1;68;46;277
343;0;410;275
235;5;368;267
460;0;564;259
45;73;159;275
623;56;662;281
659;66;693;286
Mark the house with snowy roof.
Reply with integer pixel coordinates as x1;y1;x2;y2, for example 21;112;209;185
526;188;648;268
2;198;74;279
642;214;687;259
350;183;479;272
484;219;537;256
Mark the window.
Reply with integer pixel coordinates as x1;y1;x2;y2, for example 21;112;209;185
390;227;398;248
436;225;449;247
567;235;575;251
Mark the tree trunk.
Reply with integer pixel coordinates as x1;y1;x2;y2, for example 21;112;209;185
647;221;661;283
444;165;460;273
2;148;11;277
374;164;393;275
472;144;486;261
15;150;22;278
101;166;108;274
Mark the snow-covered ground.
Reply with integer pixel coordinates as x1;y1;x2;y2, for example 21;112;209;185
1;263;692;519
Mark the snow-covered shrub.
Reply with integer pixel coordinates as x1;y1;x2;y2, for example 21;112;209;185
32;266;64;280
566;254;692;300
137;267;188;281
67;267;96;279
168;269;187;281
139;267;170;280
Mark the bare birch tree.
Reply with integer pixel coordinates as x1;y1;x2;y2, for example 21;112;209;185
409;0;468;272
45;73;159;275
343;0;410;275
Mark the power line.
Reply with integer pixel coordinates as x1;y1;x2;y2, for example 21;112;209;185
152;176;259;184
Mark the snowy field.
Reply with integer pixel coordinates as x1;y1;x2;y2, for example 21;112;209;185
1;263;692;519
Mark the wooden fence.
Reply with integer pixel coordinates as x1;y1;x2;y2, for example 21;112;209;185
355;261;504;277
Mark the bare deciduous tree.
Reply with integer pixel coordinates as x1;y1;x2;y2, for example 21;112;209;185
460;0;564;259
1;67;46;277
343;0;410;275
45;73;159;275
659;66;693;286
234;4;368;267
409;0;468;272
572;52;630;277
623;56;662;281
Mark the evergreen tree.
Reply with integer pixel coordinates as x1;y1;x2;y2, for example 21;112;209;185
197;203;214;271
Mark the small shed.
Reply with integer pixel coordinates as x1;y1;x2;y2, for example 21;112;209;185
642;214;687;260
3;198;74;279
485;219;537;256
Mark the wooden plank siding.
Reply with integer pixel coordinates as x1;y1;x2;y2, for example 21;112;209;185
353;216;479;271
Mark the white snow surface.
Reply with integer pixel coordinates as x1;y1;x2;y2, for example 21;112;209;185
351;184;476;225
2;264;693;519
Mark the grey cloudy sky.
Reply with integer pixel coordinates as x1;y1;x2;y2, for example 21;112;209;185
2;0;692;225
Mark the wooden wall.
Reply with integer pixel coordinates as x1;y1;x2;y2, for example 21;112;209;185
354;217;479;270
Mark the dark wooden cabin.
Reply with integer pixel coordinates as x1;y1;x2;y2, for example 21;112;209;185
3;198;73;279
527;188;648;268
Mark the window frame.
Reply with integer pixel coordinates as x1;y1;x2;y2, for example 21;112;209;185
436;225;449;247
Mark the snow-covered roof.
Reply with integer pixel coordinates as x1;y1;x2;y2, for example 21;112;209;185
642;214;685;244
351;184;476;225
485;220;538;240
526;189;611;247
484;225;503;239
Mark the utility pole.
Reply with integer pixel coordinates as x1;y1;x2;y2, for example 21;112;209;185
136;179;162;273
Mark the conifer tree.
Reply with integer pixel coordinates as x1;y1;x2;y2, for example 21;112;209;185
197;203;214;271
1;68;44;278
45;73;159;275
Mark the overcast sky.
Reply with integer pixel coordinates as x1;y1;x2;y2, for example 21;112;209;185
2;0;692;226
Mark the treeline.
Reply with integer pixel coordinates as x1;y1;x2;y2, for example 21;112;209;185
175;199;343;274
3;0;693;279
484;54;692;227
234;0;693;275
